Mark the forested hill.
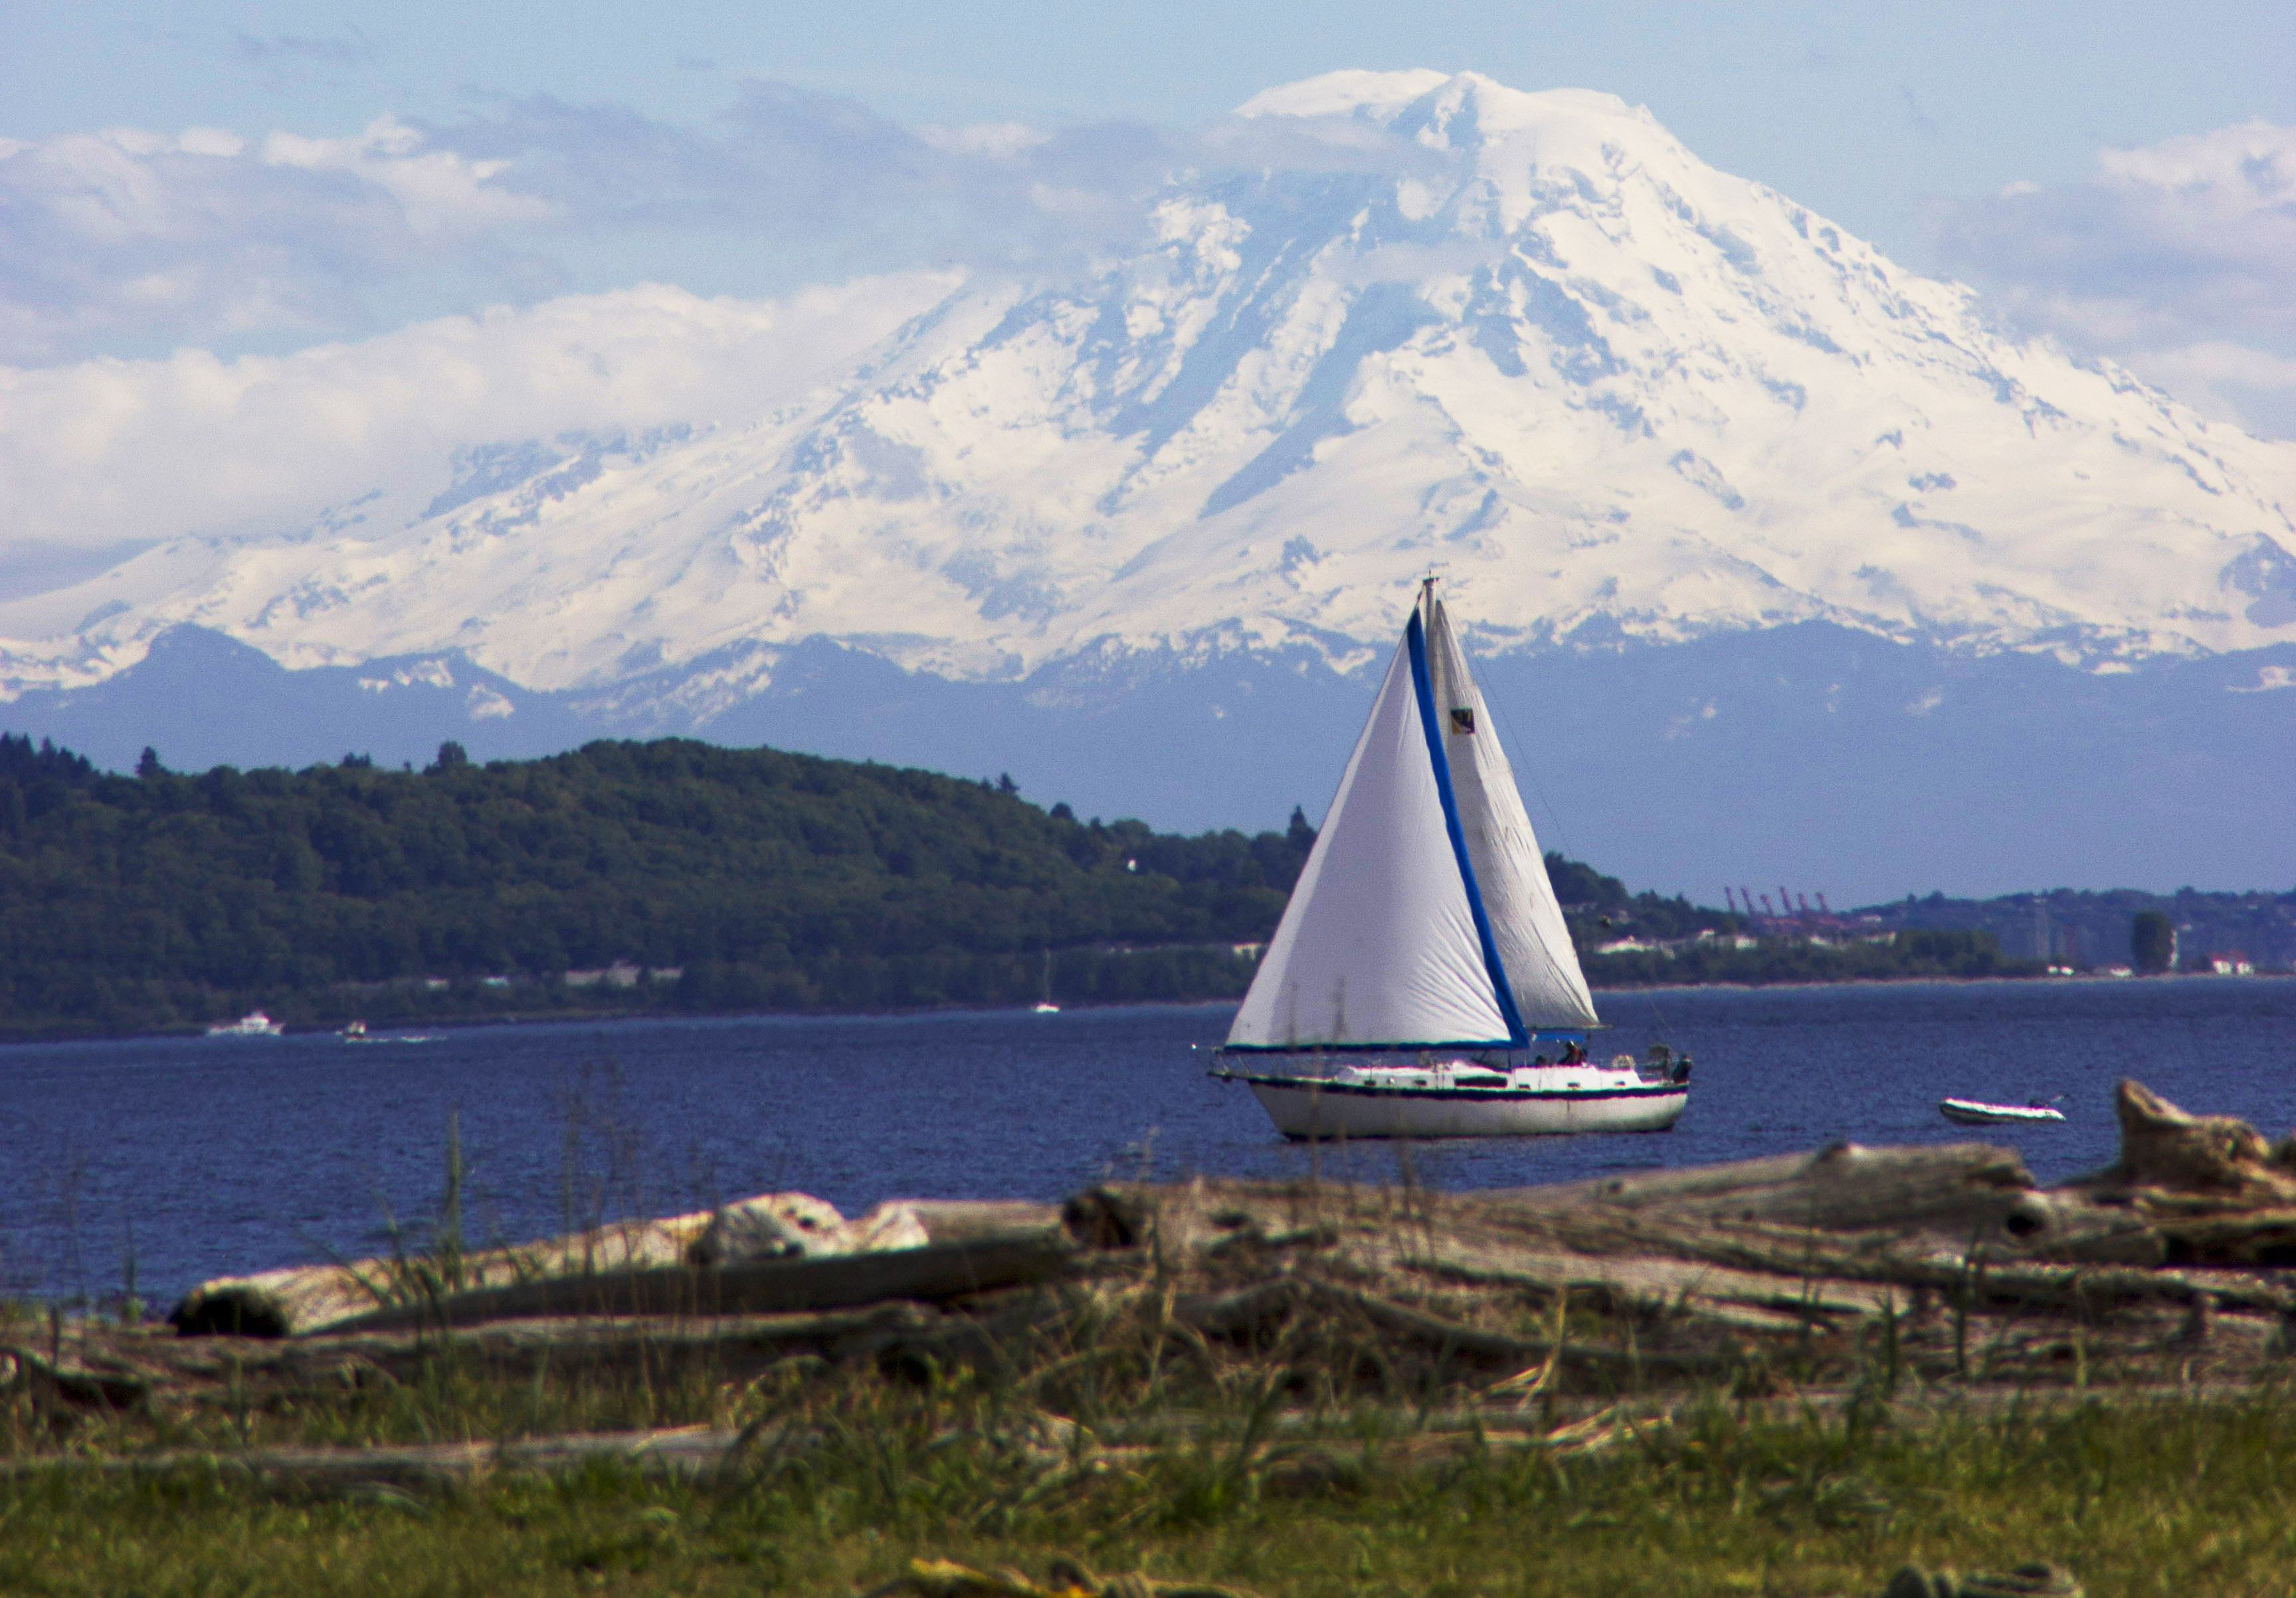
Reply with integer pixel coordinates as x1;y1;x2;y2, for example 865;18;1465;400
0;734;1315;1035
0;730;2099;1039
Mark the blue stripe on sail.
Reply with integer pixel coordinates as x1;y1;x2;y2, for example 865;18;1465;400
1406;607;1530;1048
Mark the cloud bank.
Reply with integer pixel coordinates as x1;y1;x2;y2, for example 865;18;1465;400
0;82;1460;373
0;85;1195;371
0;82;1464;589
0;274;955;583
1935;119;2296;437
0;118;551;365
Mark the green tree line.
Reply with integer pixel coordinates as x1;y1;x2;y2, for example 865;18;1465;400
0;732;2047;1037
0;734;1315;1035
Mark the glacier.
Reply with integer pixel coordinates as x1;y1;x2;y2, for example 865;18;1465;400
1;70;2291;900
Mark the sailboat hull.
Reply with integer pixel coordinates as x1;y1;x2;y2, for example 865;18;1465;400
1237;1074;1687;1139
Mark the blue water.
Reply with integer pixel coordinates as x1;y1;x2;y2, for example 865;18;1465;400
1;977;2290;1306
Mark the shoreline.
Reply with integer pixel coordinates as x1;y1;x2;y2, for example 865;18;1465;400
1;967;2282;1049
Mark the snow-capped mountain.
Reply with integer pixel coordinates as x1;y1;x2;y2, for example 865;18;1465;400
3;70;2292;898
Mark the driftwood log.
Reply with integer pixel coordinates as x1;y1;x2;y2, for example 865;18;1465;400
169;1197;1072;1338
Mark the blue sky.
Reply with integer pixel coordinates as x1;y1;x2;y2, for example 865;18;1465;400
9;0;2288;262
1;0;2291;582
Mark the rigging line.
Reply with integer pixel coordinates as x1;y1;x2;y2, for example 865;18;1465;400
1480;654;1684;1054
1470;662;1602;1005
1478;666;1573;877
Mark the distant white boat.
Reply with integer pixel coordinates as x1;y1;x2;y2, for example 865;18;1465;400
1940;1096;2066;1126
1210;581;1689;1139
1032;1003;1061;1015
206;1011;284;1037
342;1019;440;1045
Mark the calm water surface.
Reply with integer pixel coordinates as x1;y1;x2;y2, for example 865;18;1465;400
1;977;2289;1304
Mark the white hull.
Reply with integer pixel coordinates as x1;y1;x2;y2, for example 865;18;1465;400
1238;1074;1687;1139
1939;1098;2065;1126
207;1011;283;1037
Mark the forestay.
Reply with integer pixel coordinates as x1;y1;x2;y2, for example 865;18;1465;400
1226;584;1599;1050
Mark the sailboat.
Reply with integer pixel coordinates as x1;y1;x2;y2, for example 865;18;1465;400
1210;581;1690;1139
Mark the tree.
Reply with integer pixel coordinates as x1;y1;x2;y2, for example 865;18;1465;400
431;741;469;772
136;747;165;779
1287;805;1316;849
2131;910;2174;973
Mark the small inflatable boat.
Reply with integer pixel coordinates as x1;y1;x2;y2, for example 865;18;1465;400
1939;1096;2066;1126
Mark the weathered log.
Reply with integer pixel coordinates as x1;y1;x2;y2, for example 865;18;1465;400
169;1208;723;1337
1;1348;149;1409
170;1195;1071;1338
9;1296;1090;1412
2092;1078;2296;1202
322;1233;1077;1336
0;1426;749;1491
1386;1234;1887;1323
1491;1140;2037;1234
1171;1276;1733;1375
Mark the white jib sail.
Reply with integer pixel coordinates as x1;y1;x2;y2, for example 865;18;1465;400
1421;599;1602;1031
1226;607;1513;1050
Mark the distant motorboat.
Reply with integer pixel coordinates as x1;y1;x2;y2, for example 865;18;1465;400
1032;1003;1061;1015
206;1011;284;1037
1940;1096;2066;1126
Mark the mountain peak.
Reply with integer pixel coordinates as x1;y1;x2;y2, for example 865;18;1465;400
1235;71;1648;151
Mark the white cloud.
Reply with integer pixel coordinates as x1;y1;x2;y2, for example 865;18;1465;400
1935;119;2296;437
0;119;553;363
0;274;958;578
0;83;1461;374
258;117;553;239
917;122;1052;159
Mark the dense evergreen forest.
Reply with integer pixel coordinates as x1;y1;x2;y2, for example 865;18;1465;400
0;734;1313;1035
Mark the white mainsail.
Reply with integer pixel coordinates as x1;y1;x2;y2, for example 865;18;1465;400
1226;583;1598;1050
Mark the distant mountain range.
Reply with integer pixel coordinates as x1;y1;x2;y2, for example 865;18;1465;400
2;70;2290;901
